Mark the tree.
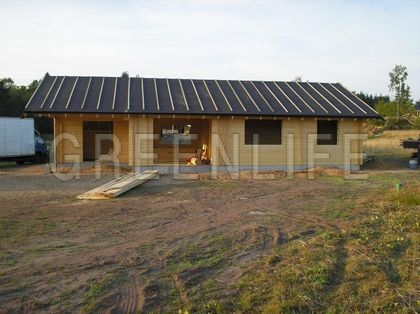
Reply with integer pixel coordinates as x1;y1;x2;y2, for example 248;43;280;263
0;78;40;117
0;78;14;110
389;65;411;118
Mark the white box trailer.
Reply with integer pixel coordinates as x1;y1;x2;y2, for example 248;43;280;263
0;117;48;163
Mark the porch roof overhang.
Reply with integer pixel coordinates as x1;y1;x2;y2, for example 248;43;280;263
24;74;381;119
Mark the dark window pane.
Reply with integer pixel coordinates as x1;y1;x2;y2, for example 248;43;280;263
245;120;282;145
317;120;337;145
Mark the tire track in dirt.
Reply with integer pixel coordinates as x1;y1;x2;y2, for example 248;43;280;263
105;253;148;314
240;226;285;251
118;254;143;314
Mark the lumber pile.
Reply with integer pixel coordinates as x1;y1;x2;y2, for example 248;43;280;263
77;170;159;200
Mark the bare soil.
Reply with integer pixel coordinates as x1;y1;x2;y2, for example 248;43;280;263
0;163;418;313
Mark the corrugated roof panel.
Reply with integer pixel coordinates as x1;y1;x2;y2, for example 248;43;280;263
318;83;361;115
50;76;76;111
310;83;354;115
26;75;55;111
254;81;288;114
241;81;273;114
204;80;233;114
332;83;379;117
192;80;219;113
83;77;103;111
298;82;339;115
180;79;203;113
128;77;142;113
229;81;260;114
40;76;64;109
114;77;128;112
168;79;187;113
142;78;158;113
264;81;301;115
97;77;115;112
156;78;173;113
217;80;246;113
294;82;329;115
67;76;90;111
276;82;314;115
286;82;326;115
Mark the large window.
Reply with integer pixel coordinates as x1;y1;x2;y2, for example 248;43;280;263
317;120;338;145
245;120;282;145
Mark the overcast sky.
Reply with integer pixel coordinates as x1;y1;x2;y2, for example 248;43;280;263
1;0;419;100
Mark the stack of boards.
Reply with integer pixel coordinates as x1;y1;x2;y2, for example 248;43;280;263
77;170;159;200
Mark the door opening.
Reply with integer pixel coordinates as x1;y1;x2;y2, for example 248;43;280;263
83;121;113;161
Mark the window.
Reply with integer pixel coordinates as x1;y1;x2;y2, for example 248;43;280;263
160;124;192;145
245;120;282;145
317;120;338;145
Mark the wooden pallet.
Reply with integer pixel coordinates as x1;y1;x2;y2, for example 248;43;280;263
77;170;159;200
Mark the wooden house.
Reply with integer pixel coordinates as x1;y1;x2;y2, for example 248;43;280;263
24;74;380;172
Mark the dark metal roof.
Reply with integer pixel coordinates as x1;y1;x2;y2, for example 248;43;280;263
25;74;380;118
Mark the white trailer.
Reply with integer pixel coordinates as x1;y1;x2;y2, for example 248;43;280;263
0;117;47;163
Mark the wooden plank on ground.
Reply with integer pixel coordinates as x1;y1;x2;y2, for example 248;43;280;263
77;170;159;200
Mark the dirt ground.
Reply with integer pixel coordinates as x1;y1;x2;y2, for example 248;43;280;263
0;163;418;313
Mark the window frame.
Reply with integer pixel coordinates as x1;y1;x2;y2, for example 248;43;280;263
317;120;338;145
244;120;282;145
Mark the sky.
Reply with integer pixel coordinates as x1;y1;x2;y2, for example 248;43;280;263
1;0;419;101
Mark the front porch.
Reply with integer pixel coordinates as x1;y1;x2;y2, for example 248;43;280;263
152;118;210;164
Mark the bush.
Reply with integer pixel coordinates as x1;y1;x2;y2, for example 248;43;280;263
383;117;413;130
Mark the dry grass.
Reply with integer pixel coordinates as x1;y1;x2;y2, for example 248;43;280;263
363;130;419;169
364;130;419;157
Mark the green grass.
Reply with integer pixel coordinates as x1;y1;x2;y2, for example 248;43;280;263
0;161;16;167
0;218;19;239
234;184;420;313
80;273;127;313
159;233;234;313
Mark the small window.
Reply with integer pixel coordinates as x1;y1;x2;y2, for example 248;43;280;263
245;120;282;145
160;124;191;145
317;120;338;145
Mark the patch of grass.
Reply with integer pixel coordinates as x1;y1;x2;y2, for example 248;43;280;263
0;250;18;267
80;273;125;313
234;183;420;313
34;240;73;255
167;233;233;271
0;216;59;246
160;233;235;312
0;162;16;167
388;189;420;206
0;218;19;239
198;180;238;189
